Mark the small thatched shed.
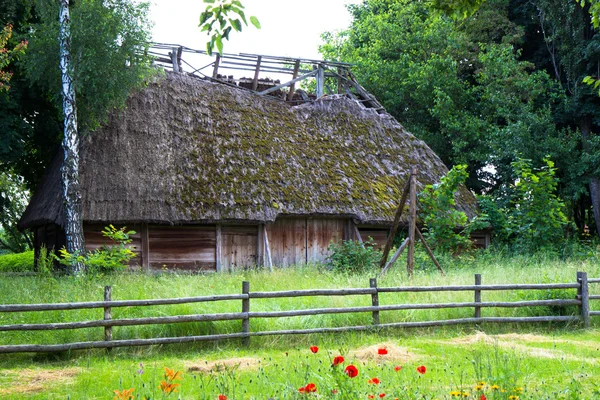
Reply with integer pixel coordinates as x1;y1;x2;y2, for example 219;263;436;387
19;72;479;271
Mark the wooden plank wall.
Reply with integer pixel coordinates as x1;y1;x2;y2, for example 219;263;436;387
148;226;216;270
84;224;142;266
267;218;307;267
307;219;345;262
357;227;389;248
222;225;258;270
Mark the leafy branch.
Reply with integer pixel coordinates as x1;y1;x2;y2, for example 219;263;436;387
199;0;260;55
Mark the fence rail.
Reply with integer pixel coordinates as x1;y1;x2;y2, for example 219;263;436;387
0;272;597;354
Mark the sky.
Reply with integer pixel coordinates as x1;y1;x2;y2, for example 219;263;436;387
149;0;361;61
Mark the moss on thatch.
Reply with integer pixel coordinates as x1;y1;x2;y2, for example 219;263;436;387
19;72;477;229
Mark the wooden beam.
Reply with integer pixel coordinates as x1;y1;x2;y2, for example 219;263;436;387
407;166;418;277
316;65;324;98
212;53;221;78
216;224;223;273
257;224;265;268
415;227;445;276
379;175;411;269
353;222;363;243
380;237;409;276
257;70;318;96
140;223;150;270
170;47;179;73
287;59;301;101
251;55;262;91
263;224;273;271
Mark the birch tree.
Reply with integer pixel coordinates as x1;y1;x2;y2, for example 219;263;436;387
58;0;84;273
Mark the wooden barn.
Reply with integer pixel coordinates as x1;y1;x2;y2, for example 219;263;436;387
18;71;479;271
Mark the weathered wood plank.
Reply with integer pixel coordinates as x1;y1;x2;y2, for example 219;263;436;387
380;237;410;276
216;224;222;272
407;166;417;276
379;176;410;267
257;70;318;96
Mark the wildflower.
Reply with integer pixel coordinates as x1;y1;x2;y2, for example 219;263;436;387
344;364;359;378
416;365;426;375
299;383;317;393
379;394;386;398
513;387;524;394
113;388;134;400
164;367;182;381
480;395;487;400
475;385;484;390
368;377;381;385
490;385;500;391
477;382;486;386
450;391;461;397
368;395;375;399
332;389;339;394
159;381;179;394
462;393;470;398
137;362;144;375
394;365;402;372
508;396;519;400
218;396;228;400
378;348;388;355
332;356;345;366
310;346;319;354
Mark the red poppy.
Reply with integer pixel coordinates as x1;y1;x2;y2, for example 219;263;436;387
368;396;375;399
377;348;388;355
344;364;359;378
218;396;227;400
332;389;339;394
394;365;402;372
298;383;317;393
332;356;345;366
310;346;319;354
480;395;487;400
368;377;381;385
416;365;426;375
379;394;386;398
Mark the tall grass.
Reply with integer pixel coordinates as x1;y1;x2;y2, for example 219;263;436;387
0;250;598;350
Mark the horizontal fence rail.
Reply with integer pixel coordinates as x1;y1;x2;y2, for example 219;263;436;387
0;272;597;354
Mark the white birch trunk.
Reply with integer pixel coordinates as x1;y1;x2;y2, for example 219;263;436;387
59;0;85;273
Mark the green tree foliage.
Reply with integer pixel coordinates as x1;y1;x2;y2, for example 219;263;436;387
0;171;31;253
418;165;478;253
26;0;157;133
0;23;26;91
199;0;260;55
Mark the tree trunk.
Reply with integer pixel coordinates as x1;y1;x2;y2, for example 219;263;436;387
59;0;85;273
580;118;600;238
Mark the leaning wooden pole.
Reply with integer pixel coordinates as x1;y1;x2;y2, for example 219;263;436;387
416;227;445;276
379;175;411;269
406;166;418;277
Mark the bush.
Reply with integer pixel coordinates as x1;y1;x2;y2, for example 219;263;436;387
0;250;34;272
327;239;381;274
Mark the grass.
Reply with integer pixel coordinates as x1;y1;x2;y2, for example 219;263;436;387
0;250;599;398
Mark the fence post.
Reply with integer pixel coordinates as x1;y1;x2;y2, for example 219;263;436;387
242;281;250;346
577;271;590;328
104;286;113;347
474;274;481;319
370;278;380;325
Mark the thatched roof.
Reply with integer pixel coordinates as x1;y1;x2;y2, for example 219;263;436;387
19;72;477;229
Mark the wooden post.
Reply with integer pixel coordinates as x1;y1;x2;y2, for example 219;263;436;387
316;65;324;98
242;281;250;346
257;224;265;268
353;222;363;244
216;224;223;272
287;59;301;101
176;46;183;72
251;55;262;91
379;176;411;269
407;167;417;277
141;223;150;270
577;271;590;328
170;47;180;73
212;53;221;78
264;225;273;271
380;237;409;276
337;67;343;94
104;286;112;346
415;227;445;275
474;274;481;319
370;278;379;325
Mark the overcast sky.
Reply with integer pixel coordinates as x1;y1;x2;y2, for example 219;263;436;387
149;0;361;60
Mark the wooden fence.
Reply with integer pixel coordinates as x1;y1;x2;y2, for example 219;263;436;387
0;272;598;354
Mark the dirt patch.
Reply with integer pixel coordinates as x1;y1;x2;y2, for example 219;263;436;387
0;368;80;395
186;357;261;374
351;342;417;365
